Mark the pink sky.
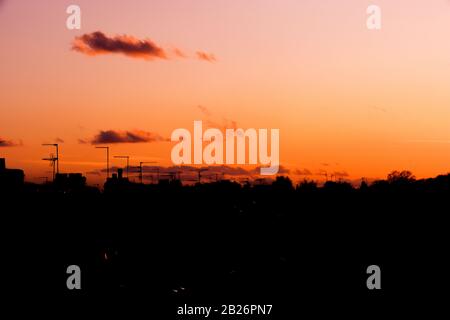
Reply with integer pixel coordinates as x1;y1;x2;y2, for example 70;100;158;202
1;0;450;184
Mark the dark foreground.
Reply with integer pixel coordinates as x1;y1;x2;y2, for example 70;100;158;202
1;180;448;316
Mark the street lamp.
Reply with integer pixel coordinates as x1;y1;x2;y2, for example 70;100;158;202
95;146;110;179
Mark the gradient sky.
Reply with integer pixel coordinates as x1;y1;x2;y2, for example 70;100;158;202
1;0;450;184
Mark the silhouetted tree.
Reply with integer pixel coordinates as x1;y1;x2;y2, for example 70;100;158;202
387;170;415;184
296;179;318;192
359;179;369;191
272;176;294;192
323;181;354;192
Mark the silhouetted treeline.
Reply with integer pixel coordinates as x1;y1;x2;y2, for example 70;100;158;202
5;169;450;195
1;169;448;316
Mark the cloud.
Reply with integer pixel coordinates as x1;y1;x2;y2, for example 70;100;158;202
196;105;238;132
87;130;168;145
89;164;290;182
196;51;216;62
197;105;211;117
72;31;217;63
333;171;349;178
0;137;18;147
173;48;188;58
251;165;290;175
294;169;312;176
72;31;167;60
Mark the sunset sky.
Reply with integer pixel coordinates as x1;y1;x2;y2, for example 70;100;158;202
1;0;450;184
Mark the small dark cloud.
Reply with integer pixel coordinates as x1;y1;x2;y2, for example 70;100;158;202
72;31;217;63
196;51;216;62
0;137;18;147
333;171;349;178
294;169;312;176
72;31;167;60
251;166;290;175
88;130;168;145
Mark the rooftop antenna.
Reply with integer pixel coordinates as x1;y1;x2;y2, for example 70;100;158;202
42;153;57;182
42;143;59;175
114;155;130;178
95;146;110;179
139;161;157;184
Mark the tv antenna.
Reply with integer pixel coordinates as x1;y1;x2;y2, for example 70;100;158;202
42;153;57;182
42;143;59;176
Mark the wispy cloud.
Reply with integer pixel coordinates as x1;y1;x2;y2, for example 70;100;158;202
294;168;312;176
173;48;188;58
196;51;216;62
196;105;238;131
197;105;212;117
85;130;169;145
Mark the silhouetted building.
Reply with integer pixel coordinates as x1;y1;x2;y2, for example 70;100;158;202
0;158;25;190
54;173;87;190
104;168;137;193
